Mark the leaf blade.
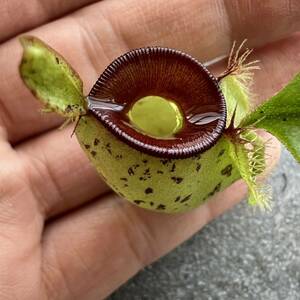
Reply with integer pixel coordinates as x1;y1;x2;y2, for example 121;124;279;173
243;73;300;162
19;36;86;118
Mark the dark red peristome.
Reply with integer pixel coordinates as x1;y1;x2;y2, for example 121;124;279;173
88;47;226;159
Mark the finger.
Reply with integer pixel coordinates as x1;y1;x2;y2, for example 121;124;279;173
0;0;100;43
1;0;300;143
0;145;44;297
223;0;300;50
41;133;280;300
15;33;300;220
41;184;248;300
17;126;109;218
251;33;300;103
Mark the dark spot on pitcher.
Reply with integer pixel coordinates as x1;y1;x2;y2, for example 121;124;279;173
105;143;112;155
157;204;166;210
128;167;135;176
171;176;183;184
218;149;225;157
94;138;100;146
221;164;233;177
180;194;192;203
134;200;145;205
175;196;181;202
196;163;201;172
170;163;176;172
207;182;222;198
160;158;172;166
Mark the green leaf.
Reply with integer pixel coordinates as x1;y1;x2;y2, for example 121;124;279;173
243;73;300;163
228;130;271;209
220;75;250;128
19;36;86;118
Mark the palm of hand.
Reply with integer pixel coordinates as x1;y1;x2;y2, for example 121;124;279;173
1;0;299;299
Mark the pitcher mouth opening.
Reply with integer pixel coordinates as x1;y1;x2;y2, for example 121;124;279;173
87;47;226;158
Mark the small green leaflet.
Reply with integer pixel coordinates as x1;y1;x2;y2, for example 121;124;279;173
243;73;300;163
19;36;86;118
228;130;271;209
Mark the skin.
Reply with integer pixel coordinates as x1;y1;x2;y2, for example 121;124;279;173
0;0;299;299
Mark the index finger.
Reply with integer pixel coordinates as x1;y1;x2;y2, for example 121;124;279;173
0;0;100;43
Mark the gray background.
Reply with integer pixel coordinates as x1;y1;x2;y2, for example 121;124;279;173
109;148;300;300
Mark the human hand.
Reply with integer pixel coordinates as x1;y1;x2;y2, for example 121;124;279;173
0;0;299;299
